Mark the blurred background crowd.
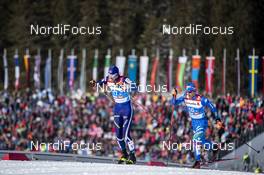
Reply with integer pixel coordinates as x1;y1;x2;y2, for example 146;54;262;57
0;90;263;164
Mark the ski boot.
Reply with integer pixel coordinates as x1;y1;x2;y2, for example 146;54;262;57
126;152;136;164
192;160;201;169
117;150;129;164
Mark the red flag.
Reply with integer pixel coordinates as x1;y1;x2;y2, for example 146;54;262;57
205;56;215;95
150;57;159;91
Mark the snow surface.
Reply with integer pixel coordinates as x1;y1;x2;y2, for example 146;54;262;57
0;161;254;175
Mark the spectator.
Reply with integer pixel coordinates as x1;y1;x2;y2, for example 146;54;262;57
243;152;250;172
0;90;263;165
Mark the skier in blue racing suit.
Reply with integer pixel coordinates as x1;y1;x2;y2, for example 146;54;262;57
90;65;137;164
171;82;223;168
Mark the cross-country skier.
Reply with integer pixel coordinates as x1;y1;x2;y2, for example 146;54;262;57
171;82;223;168
90;65;137;164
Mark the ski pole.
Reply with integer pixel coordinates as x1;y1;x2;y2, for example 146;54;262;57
245;142;260;154
166;89;178;165
130;96;158;120
166;105;175;166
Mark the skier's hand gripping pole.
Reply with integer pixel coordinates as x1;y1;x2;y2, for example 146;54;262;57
89;80;96;87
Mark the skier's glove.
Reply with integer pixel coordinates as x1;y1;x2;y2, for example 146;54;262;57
172;88;178;98
89;80;96;87
215;118;223;130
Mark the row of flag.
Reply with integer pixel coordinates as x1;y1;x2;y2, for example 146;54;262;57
2;48;80;95
1;48;263;97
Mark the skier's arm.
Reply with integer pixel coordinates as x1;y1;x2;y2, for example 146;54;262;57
99;77;115;102
124;78;137;99
202;97;219;120
171;96;185;106
202;97;223;129
170;89;185;106
124;78;137;92
89;77;108;87
96;77;108;86
89;77;115;103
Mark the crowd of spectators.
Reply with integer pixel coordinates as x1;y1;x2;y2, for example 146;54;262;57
0;90;263;164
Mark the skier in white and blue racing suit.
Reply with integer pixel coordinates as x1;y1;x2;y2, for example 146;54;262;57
90;65;137;164
171;82;223;168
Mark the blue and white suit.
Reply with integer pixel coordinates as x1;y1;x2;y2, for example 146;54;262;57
171;92;219;161
97;76;136;153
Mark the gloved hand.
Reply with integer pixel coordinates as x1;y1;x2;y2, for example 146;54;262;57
89;80;96;87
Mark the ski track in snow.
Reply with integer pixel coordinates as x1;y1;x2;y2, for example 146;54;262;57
0;161;254;175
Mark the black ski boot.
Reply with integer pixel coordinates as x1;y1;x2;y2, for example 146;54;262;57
126;152;136;164
192;160;201;169
118;150;129;164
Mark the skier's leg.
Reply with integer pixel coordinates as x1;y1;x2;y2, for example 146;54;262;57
123;102;136;164
200;119;214;149
193;127;204;161
200;119;219;160
193;119;218;163
192;119;209;168
123;115;135;152
113;104;128;163
114;115;126;151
